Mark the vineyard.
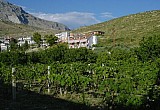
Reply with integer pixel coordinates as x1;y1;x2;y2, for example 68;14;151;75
0;35;160;110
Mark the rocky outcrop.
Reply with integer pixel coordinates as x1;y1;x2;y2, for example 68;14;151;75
0;0;70;31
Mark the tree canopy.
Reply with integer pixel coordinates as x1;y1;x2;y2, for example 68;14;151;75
33;32;42;47
45;34;58;46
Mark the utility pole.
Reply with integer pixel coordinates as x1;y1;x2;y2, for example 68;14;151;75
12;68;16;101
48;66;50;94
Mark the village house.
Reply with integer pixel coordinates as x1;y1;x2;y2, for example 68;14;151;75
68;33;97;49
17;36;36;46
0;30;104;51
55;31;104;49
93;31;105;35
40;36;49;47
55;32;69;43
0;37;10;51
0;43;8;51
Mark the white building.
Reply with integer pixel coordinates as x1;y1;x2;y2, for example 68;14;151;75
41;37;49;47
18;36;36;46
68;34;97;49
0;37;10;51
0;43;8;51
55;31;103;49
87;35;97;48
55;32;69;42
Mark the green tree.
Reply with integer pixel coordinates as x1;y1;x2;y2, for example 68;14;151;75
9;38;18;51
33;32;42;47
45;34;58;46
136;34;160;62
21;40;29;51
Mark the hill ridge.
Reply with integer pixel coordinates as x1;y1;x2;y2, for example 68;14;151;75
73;10;160;47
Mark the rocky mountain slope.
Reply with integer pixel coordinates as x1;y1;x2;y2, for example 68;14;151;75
73;10;160;48
0;0;69;31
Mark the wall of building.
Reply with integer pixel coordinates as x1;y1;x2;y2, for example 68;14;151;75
87;36;97;48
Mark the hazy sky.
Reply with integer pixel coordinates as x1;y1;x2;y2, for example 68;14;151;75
7;0;160;29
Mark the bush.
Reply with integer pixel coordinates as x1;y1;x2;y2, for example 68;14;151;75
135;34;160;62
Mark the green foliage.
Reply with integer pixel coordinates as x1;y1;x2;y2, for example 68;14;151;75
136;34;160;62
0;44;96;65
0;51;27;66
33;32;42;47
45;34;58;46
62;47;97;63
9;38;18;51
0;34;160;109
20;40;29;51
0;64;12;84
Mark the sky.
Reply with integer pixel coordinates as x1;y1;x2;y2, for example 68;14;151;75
7;0;160;29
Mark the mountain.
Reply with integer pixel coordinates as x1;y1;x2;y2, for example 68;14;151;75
73;10;160;48
0;0;70;31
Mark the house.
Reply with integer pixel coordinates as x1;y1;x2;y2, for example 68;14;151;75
0;43;8;51
88;35;97;48
40;37;49;47
4;37;10;45
68;33;97;49
92;31;105;35
55;32;69;42
55;31;98;49
0;37;10;51
68;34;87;48
17;36;36;46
